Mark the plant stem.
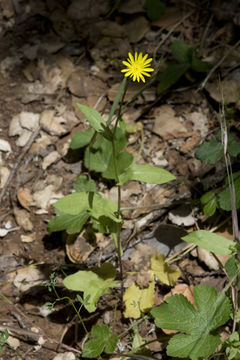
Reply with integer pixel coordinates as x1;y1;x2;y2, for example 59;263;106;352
60;296;89;336
111;79;129;305
111;138;124;304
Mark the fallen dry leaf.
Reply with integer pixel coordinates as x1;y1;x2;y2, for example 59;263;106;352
0;166;10;188
40;110;67;136
13;207;33;231
13;265;47;293
42;151;61;170
21;233;36;243
151;253;181;286
124;16;149;43
0;139;11;152
136;268;153;288
32;184;63;212
17;187;33;211
153;105;189;139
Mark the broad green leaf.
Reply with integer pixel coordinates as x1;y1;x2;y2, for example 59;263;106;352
48;211;89;234
145;0;166;21
54;192;120;222
84;127;127;173
89;195;121;223
200;191;217;216
91;262;116;281
76;104;112;140
195;138;223;164
82;324;118;358
54;192;89;215
191;56;212;72
225;257;240;289
70;128;95;150
157;63;190;93
151;253;181;286
151;285;232;360
182;230;235;255
124;279;155;319
118;164;175;185
74;175;97;192
63;269;116;313
105;334;119;354
102;151;133;180
218;174;240;211
171;40;193;64
227;132;240;156
84;144;111;172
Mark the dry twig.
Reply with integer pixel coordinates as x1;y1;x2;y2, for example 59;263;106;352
0;126;41;205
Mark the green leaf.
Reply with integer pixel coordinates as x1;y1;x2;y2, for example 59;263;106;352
118;164;175;185
171;40;193;64
145;0;166;21
84;127;127;173
54;192;89;215
82;324;118;358
224;257;240;289
151;285;232;360
227;132;240;156
157;63;190;93
74;175;97;192
105;334;119;354
89;195;121;223
200;192;217;216
102;150;133;180
218;174;240;210
70;128;95;150
76;104;112;140
107;77;127;126
191;56;212;72
48;211;89;234
195;138;223;164
182;230;235;255
63;268;116;313
54;192;120;223
91;262;116;281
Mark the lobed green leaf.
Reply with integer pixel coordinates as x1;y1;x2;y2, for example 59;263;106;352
151;285;232;360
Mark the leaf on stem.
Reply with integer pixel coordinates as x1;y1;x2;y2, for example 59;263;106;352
182;230;235;255
151;285;231;360
118;164;175;185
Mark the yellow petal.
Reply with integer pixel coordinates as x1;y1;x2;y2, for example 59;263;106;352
142;53;149;62
139;73;145;82
143;58;153;65
122;60;131;67
128;52;134;64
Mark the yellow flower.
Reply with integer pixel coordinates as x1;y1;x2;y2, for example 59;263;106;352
121;52;154;83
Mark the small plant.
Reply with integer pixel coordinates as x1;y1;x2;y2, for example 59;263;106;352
48;51;175;311
157;40;211;94
47;50;239;360
195;130;240;215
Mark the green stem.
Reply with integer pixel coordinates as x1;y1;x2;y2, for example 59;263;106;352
52;284;88;337
0;292;13;305
111;79;129;304
60;296;89;336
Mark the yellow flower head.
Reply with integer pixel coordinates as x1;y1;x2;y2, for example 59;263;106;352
121;52;154;83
